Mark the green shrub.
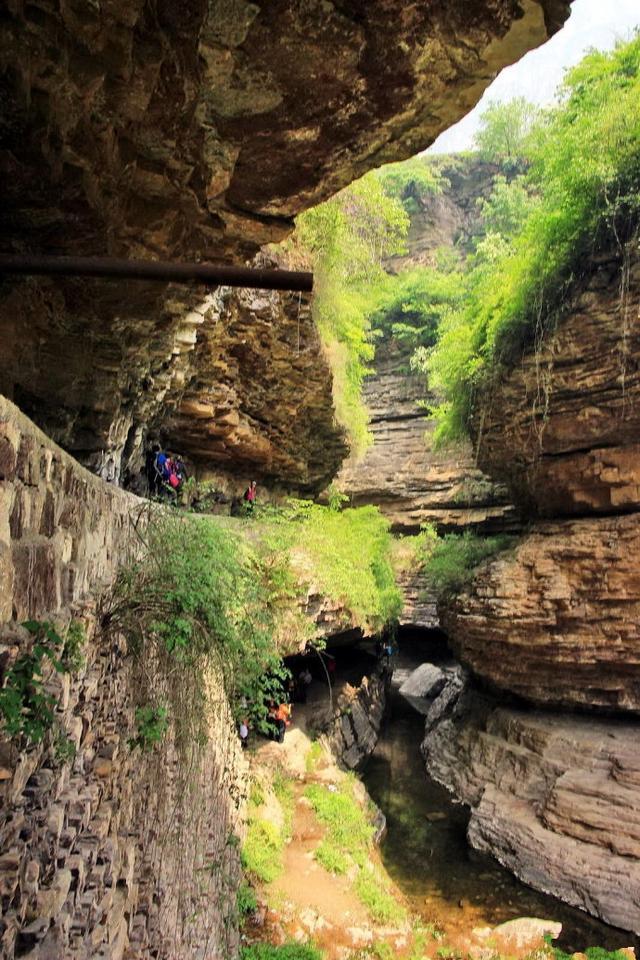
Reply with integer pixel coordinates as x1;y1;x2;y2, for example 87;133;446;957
242;818;285;884
424;532;514;598
107;512;307;748
237;880;258;917
257;501;402;632
0;620;66;744
241;944;323;960
128;704;169;751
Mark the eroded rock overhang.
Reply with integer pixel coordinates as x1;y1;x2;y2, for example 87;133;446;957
0;0;570;483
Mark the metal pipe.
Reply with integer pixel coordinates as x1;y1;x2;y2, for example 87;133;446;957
0;254;313;293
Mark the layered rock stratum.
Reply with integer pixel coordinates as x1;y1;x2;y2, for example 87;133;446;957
423;679;640;935
425;231;640;933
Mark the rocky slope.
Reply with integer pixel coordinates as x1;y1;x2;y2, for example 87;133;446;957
422;676;640;936
0;1;569;479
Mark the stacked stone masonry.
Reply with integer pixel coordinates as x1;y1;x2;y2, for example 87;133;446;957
0;396;247;959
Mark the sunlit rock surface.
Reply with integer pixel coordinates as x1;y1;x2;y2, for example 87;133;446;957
440;512;640;712
475;244;640;516
0;0;568;475
423;680;640;935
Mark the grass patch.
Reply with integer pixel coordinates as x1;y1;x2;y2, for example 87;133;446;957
305;779;405;923
354;872;406;924
241;944;323;960
314;840;350;876
305;740;324;773
242;818;285;885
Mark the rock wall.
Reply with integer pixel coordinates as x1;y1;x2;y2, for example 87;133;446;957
167;281;346;492
422;677;640;935
0;0;569;474
327;672;387;771
474;244;640;516
0;396;248;959
337;339;516;534
441;513;640;712
427;239;640;932
0;395;141;625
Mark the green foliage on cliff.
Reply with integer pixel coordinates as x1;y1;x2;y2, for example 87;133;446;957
425;36;640;441
375;156;444;214
372;258;464;351
422;531;514;598
108;502;400;751
257;500;402;632
107;512;304;752
0;619;85;746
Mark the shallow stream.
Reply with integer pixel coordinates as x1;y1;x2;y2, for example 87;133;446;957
361;644;638;954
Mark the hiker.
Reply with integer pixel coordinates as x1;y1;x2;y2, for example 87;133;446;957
243;480;257;513
297;667;312;703
274;702;291;744
239;719;249;749
146;444;161;496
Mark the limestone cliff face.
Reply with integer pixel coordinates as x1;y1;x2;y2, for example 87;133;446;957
0;1;568;477
425;236;640;933
441;513;640;712
439;243;640;710
167;281;347;491
337;338;515;534
422;680;640;935
474;243;640;516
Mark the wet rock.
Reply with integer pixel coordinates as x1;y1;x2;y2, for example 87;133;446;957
424;696;640;934
492;917;562;949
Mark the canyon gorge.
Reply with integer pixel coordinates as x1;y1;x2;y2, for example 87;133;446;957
2;3;640;960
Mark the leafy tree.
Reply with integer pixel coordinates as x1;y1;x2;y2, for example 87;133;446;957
372;263;463;350
375;156;444;213
473;96;539;165
475;174;539;237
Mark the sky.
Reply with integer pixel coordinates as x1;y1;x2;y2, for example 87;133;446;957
428;0;640;154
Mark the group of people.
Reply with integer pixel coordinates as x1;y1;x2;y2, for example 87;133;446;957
146;445;187;499
237;661;319;749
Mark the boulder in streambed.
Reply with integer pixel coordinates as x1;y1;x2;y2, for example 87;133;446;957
398;664;447;714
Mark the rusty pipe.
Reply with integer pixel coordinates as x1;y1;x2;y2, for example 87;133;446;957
0;254;313;293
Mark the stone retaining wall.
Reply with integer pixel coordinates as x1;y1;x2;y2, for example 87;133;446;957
0;397;247;959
